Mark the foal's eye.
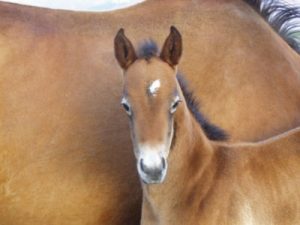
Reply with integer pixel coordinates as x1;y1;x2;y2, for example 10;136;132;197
121;98;132;116
170;99;181;114
122;103;130;112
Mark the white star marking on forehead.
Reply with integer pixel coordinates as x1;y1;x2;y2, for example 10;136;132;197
148;79;161;96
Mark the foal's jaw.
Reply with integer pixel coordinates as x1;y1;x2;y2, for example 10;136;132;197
137;144;168;184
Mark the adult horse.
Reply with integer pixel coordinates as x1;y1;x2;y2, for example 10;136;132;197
0;0;299;224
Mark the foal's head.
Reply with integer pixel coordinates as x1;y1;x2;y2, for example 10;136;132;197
114;27;182;184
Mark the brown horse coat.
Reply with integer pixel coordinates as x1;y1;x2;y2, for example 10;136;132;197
141;123;300;225
114;25;300;225
0;0;300;224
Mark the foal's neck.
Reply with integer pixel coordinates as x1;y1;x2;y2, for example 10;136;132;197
141;105;218;223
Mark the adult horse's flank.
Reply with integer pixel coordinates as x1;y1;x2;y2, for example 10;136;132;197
115;26;300;225
1;0;300;224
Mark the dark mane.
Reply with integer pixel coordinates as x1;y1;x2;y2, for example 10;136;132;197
245;0;300;54
137;39;159;60
176;74;228;141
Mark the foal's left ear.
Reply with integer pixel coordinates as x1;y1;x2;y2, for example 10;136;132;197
114;28;137;70
160;26;182;67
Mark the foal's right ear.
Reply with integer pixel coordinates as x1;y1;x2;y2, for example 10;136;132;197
114;28;137;70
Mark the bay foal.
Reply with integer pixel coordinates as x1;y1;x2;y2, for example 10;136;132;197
115;27;300;225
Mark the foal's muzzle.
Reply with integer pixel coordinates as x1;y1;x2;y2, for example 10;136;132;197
138;156;167;184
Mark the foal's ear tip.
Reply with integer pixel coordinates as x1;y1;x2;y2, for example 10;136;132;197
115;28;126;43
116;28;125;36
170;26;180;34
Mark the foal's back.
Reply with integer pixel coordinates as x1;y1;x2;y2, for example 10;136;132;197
213;128;300;225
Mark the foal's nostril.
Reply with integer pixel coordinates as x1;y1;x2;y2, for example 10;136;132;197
140;159;145;172
140;159;154;174
162;157;166;169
